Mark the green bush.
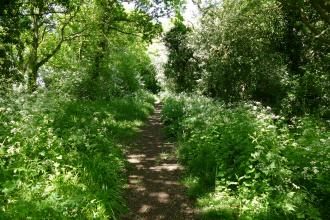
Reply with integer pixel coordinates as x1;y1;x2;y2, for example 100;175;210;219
161;95;185;137
0;90;154;219
161;93;330;219
285;117;330;219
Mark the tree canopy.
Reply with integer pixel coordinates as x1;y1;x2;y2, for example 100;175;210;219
164;0;329;118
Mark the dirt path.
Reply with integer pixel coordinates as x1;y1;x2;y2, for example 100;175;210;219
122;103;196;220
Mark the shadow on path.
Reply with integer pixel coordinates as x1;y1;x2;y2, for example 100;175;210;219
122;103;196;220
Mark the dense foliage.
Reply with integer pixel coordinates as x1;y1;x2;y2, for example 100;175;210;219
0;0;167;93
164;0;329;118
0;0;173;218
164;18;199;92
161;93;330;219
1;0;329;218
0;91;154;218
162;2;330;217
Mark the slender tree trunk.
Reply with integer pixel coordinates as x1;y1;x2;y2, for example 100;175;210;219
280;0;303;77
28;61;38;92
92;39;107;79
28;6;39;92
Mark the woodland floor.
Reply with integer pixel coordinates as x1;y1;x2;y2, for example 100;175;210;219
122;103;196;220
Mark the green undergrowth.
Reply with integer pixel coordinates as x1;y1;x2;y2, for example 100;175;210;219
0;90;154;219
161;93;330;220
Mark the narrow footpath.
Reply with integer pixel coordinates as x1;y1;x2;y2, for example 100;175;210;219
122;103;196;220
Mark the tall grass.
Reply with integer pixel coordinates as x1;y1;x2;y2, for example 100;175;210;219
161;93;330;219
0;90;154;219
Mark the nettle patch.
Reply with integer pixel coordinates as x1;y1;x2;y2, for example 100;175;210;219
0;91;155;219
161;94;330;220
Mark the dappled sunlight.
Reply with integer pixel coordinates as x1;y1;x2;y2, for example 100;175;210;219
151;180;181;186
127;154;146;164
138;204;152;213
149;192;170;203
149;163;183;172
128;175;144;185
123;104;196;219
1;0;328;218
135;164;145;170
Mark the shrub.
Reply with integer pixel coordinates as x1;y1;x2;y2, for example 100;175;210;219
161;93;329;219
0;90;154;219
161;95;185;137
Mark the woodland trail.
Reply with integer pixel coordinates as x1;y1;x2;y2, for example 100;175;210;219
122;103;196;220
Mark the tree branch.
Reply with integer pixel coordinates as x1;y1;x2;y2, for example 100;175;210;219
300;9;319;35
39;25;48;44
63;29;85;41
108;26;143;37
36;8;80;69
300;8;330;42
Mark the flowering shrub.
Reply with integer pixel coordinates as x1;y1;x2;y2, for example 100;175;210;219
0;90;154;219
161;94;329;219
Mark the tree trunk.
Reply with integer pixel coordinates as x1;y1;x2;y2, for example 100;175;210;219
92;39;107;79
281;1;303;77
28;5;39;92
28;62;38;92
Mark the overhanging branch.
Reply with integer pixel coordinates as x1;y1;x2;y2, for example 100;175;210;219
36;7;81;69
108;26;143;37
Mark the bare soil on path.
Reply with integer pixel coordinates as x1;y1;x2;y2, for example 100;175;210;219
122;103;196;220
